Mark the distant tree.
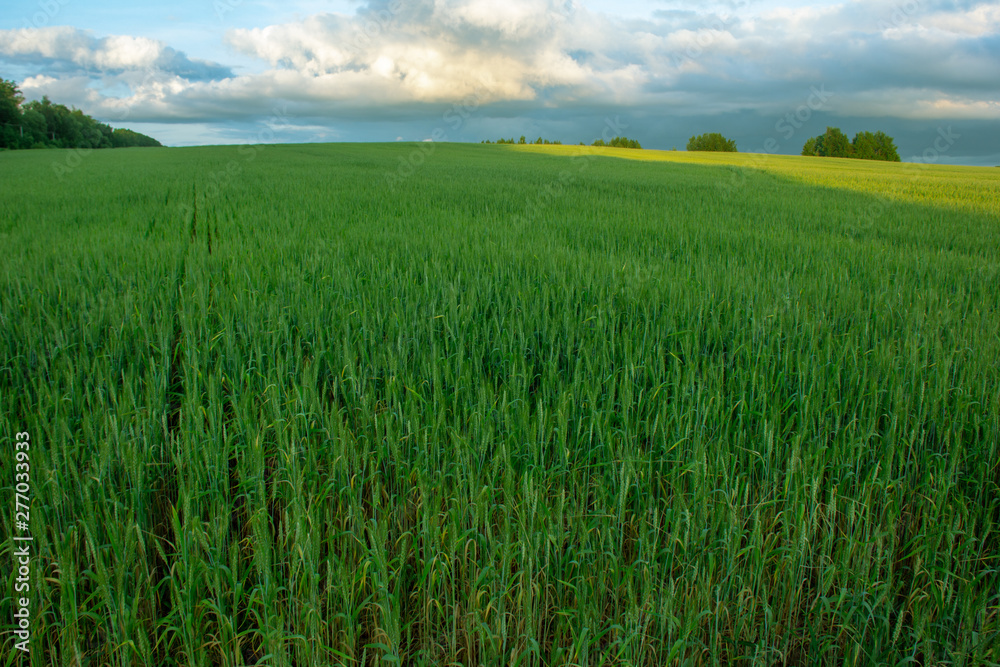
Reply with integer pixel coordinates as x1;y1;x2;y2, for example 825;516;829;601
20;108;47;146
851;131;878;160
29;97;80;147
687;132;737;152
821;127;851;158
1;85;161;150
23;98;58;145
607;136;641;149
851;130;900;162
0;78;24;148
496;136;567;145
804;128;900;162
871;130;900;162
111;128;162;148
0;79;22;119
591;137;641;149
801;136;820;156
73;108;113;149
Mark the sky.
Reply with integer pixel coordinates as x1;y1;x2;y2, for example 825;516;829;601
1;0;998;165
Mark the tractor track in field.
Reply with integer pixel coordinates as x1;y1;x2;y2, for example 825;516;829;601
151;186;259;663
149;184;219;660
146;189;194;656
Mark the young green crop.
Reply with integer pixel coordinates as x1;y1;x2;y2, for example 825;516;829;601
1;143;998;665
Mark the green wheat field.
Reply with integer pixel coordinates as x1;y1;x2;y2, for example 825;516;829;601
1;143;998;666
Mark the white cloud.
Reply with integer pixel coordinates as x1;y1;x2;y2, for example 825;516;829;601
0;26;232;79
921;3;1000;37
222;0;598;103
436;0;564;38
839;89;1000;121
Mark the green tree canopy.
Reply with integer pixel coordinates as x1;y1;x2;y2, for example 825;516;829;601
111;128;163;148
801;136;821;157
821;127;851;158
803;128;900;162
851;130;878;160
1;78;25;148
1;79;161;150
20;108;47;146
1;78;23;125
868;130;900;162
593;137;642;149
687;132;737;152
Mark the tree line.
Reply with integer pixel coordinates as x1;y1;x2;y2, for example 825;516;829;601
687;133;738;152
484;136;642;149
593;137;641;149
686;128;900;162
485;136;564;145
1;78;162;150
802;127;900;161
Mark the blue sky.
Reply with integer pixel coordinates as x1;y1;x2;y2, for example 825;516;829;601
1;0;998;164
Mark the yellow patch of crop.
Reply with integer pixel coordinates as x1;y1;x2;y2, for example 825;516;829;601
510;144;1000;216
